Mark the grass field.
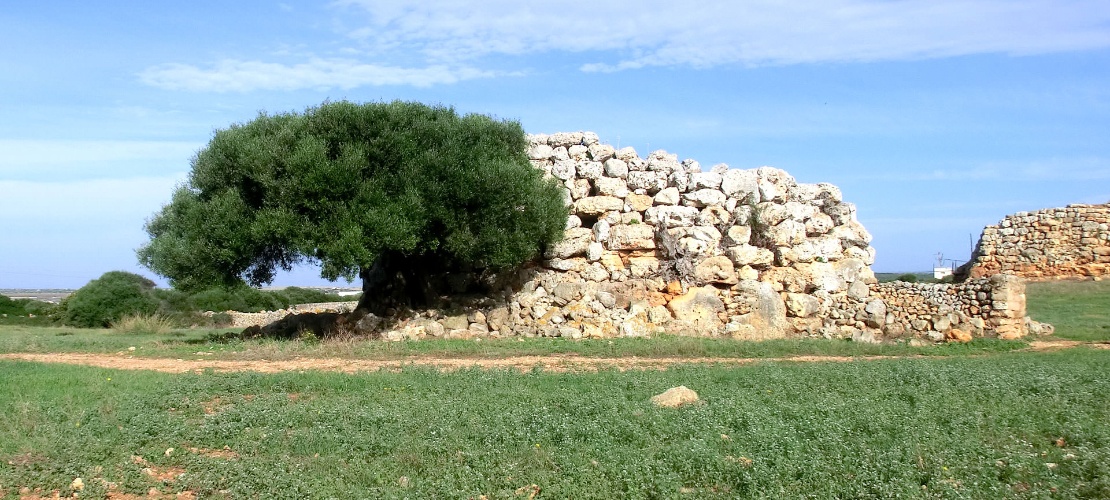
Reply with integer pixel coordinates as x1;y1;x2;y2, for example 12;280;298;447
0;280;1106;498
1026;279;1110;342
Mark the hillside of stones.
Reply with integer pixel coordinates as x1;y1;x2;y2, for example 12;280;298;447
250;131;1036;342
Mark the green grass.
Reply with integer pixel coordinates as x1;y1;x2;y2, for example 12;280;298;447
1026;279;1110;342
0;324;1028;361
2;350;1108;498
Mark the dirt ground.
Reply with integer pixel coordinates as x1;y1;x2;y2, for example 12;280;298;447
0;340;1101;374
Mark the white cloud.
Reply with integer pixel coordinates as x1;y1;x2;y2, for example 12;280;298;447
138;58;499;92
0;176;185;222
334;0;1110;70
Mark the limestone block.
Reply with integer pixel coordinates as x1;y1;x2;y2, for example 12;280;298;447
550;159;577;180
728;280;788;339
567;145;588;160
690;172;723;190
660;226;722;257
608;224;657;251
824;202;857;225
667;286;725;329
582;261;609;281
604;158;629;178
755;202;789;226
627;171;668;193
578;161;604;179
721;169;758;201
783;201;818;222
565;215;582;229
755;166;797;203
626;194;654;212
694;255;738;284
615;146;638;162
650;386;699;408
545;227;593;259
766;220;807;247
653;187;681;205
784;293;821;317
629;256;662;278
599;253;626;273
831;221;873;247
549;132;584;147
528;144;554;160
545;258;587;272
726;244;775;267
645;205;699;228
567;178;591;200
575;196;625;215
683;188;727;208
669;171;691;192
864;299;887;328
593;219;611;242
725;225;752;245
696;205;731;226
805;213;835;235
589;143;615;162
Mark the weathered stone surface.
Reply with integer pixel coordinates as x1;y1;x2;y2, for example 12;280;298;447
721;169;758;200
650;386;700;408
595;177;629;198
575;196;625;215
729;280;788;340
645;205;699;228
683;189;727;208
785;293;821;318
609;224;657;250
694;256;738;284
545;227;592;259
667;286;725;328
626;193;654;212
727;245;775;267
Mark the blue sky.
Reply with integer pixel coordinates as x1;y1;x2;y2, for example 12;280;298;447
2;1;1109;289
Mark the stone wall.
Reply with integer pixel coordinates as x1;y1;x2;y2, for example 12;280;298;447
874;274;1029;341
251;132;1038;342
962;203;1110;280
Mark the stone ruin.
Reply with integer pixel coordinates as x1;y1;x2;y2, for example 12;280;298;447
959;203;1110;280
241;131;1044;342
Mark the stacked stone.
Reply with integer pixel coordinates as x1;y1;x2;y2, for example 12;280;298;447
503;131;881;340
966;203;1110;279
874;274;1026;340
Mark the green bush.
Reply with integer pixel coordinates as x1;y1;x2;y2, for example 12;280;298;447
896;273;918;283
63;271;161;328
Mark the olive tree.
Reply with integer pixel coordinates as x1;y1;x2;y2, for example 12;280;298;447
138;101;567;312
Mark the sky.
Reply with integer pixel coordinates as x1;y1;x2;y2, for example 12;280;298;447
2;1;1109;289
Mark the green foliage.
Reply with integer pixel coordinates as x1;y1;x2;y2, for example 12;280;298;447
896;273;918;283
138;100;567;303
2;351;1108;497
111;314;175;335
62;271;160;328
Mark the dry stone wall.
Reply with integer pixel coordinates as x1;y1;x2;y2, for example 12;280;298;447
248;132;1037;342
962;203;1110;279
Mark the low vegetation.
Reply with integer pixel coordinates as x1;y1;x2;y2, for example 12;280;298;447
1;350;1107;498
0;275;1105;496
1026;279;1110;342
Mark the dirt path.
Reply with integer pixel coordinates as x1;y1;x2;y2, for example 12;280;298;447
0;352;916;374
1;340;1104;374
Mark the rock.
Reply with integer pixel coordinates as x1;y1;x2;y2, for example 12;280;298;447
728;280;788;339
694;256;738;285
626;193;654;212
575;196;625;215
683;189;727;208
852;330;880;344
578;161;604;179
864;299;887;328
667;286;725;329
945;328;973;343
442;315;469;331
725;225;752;245
654;187;681;205
627;171;668;193
604;158;629;178
545;227;593;258
784;293;821;318
595;177;630;198
721;169;758;201
586;242;604;261
645;205;699;228
609;224;656;250
1026;317;1055;335
650;386;700;408
690;172;723;190
628;256;662;278
726;245;775;267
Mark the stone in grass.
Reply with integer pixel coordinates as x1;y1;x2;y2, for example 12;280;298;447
650;386;700;408
945;328;973;343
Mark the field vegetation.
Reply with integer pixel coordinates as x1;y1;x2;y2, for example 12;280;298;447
0;279;1105;497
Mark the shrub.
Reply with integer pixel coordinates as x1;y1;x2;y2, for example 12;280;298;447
896;273;919;283
63;271;160;328
112;313;175;334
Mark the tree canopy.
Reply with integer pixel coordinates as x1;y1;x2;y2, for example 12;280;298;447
138;101;567;308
